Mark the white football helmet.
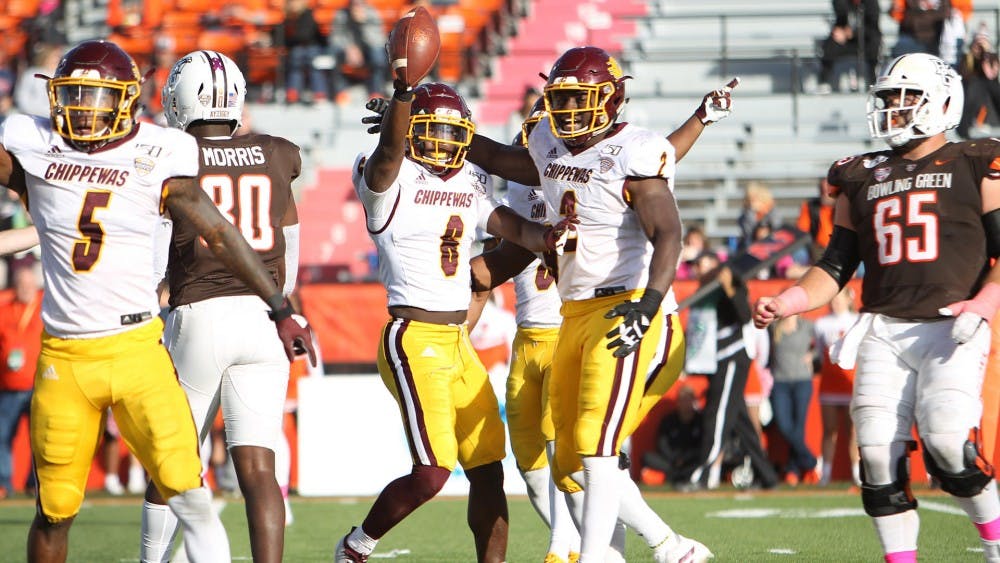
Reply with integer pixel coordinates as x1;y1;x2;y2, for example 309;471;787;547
162;50;245;133
866;53;963;147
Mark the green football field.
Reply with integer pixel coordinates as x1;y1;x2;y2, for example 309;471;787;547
0;486;986;562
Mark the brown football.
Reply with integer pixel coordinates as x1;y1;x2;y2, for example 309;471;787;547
386;6;440;88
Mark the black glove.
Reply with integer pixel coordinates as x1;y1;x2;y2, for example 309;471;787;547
604;289;664;358
270;300;318;366
362;97;390;134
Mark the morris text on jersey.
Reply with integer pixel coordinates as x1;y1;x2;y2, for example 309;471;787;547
414;189;474;207
543;163;592;184
867;173;952;200
201;146;266;167
44;163;128;186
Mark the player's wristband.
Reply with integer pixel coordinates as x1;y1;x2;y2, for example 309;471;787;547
774;286;809;317
266;293;294;321
393;85;414;102
637;288;665;316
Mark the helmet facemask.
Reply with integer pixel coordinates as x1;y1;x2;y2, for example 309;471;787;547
519;99;546;147
407;112;475;174
543;81;616;145
49;75;139;151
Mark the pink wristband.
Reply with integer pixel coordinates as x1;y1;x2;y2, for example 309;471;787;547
970;282;1000;321
775;286;809;317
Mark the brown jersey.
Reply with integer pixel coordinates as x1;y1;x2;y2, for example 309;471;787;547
168;133;300;308
828;139;1000;319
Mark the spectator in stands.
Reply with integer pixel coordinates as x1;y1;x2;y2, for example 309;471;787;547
14;43;62;117
642;385;704;488
141;35;177;124
796;178;837;262
0;255;42;499
814;287;861;487
890;0;951;59
939;0;974;67
0;51;14;126
677;223;711;281
816;0;882;94
327;0;387;105
958;29;1000;139
736;181;780;252
281;0;328;105
768;313;819;486
685;250;779;491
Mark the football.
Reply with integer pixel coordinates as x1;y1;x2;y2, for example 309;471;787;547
386;6;440;88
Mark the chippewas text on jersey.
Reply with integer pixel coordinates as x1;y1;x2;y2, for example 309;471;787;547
353;154;497;312
0;115;199;337
525;118;680;315
828;139;1000;319
168;133;301;308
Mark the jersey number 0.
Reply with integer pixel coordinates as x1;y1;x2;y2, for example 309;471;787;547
201;174;275;251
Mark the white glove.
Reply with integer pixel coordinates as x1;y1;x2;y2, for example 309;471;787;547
696;77;740;124
939;308;986;344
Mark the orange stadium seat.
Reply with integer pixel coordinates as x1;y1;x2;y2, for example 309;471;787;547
4;0;40;19
198;29;246;59
162;28;200;56
0;17;27;61
246;45;283;86
161;10;202;29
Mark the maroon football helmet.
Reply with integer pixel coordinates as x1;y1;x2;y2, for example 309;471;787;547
542;46;630;146
518;96;546;147
47;40;142;151
407;83;475;174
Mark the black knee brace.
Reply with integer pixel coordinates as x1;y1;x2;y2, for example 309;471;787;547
860;442;918;517
922;433;995;498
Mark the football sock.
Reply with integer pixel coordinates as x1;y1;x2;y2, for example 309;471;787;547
549;481;580;558
821;461;833;485
521;467;553;528
564;487;584;532
607;520;627;561
167;487;231;563
884;550;917;563
617;467;671;548
579;456;621;562
954;481;1000;539
872;511;919;558
140;500;179;563
347;525;379;555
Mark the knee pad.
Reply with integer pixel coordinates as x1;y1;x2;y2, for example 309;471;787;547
411;464;450;502
860;442;917;517
39;483;85;524
152;452;203;498
922;430;995;498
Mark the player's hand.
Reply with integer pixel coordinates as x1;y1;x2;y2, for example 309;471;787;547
695;77;739;124
753;296;781;329
939;283;1000;344
363;96;389;134
940;302;990;344
544;214;579;255
604;289;663;358
605;302;654;358
272;306;318;366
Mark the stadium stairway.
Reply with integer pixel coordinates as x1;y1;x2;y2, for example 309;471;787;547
476;0;647;125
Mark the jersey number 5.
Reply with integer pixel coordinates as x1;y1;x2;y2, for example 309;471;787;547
72;191;112;272
874;192;938;265
201;174;275;251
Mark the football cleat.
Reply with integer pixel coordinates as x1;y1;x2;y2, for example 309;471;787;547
653;534;714;563
334;528;369;562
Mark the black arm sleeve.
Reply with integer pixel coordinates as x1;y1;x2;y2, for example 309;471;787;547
815;225;861;289
983;208;1000;259
730;282;752;325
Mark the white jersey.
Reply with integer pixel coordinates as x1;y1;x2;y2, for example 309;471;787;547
353;154;497;311
527;119;679;312
1;115;198;338
503;181;562;328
